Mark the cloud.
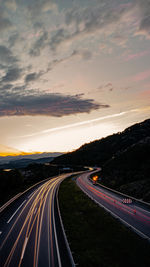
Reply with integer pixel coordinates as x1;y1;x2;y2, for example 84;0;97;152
47;49;92;72
25;71;43;83
47;1;135;51
47;0;150;53
139;16;150;32
49;28;69;51
0;84;13;91
11;85;26;92
33;22;44;30
105;83;114;91
1;67;23;83
140;89;150;97
25;0;56;19
135;0;150;38
0;92;109;117
105;83;113;88
8;33;20;47
97;83;114;92
0;45;17;64
0;8;12;32
124;50;150;61
132;69;150;82
29;31;48;56
4;0;17;11
0;63;8;70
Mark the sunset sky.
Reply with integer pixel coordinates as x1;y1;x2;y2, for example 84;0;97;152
0;0;150;155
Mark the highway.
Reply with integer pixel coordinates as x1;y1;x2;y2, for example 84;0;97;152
0;174;74;267
77;171;150;240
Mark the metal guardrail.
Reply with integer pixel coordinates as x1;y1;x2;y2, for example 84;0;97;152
89;175;150;209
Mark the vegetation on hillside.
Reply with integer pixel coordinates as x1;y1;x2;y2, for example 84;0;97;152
0;164;59;205
0;163;85;205
100;137;150;201
54;119;150;201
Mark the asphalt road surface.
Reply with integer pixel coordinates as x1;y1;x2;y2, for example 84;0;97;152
0;174;74;267
77;171;150;240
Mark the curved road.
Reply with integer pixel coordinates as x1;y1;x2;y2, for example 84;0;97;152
0;174;74;267
77;170;150;240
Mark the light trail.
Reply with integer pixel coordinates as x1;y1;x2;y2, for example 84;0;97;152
7;200;27;224
2;176;65;267
78;177;150;225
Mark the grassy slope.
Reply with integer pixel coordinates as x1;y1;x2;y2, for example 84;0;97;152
58;177;150;267
100;138;150;201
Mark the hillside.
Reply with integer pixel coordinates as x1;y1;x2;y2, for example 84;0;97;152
100;137;150;201
53;118;150;166
53;118;150;201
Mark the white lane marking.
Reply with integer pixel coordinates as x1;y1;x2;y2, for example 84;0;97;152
21;237;28;260
28;192;34;199
7;200;26;224
136;205;150;215
0;193;22;213
0;231;2;235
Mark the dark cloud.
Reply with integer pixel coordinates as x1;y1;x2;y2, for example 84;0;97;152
29;31;48;56
25;0;55;19
49;28;69;51
47;52;73;71
33;22;44;30
0;63;8;70
1;67;22;83
0;84;13;91
0;45;17;64
65;1;131;32
48;2;130;51
4;0;17;10
25;72;43;83
97;83;114;92
135;0;150;38
105;83;113;87
0;9;12;32
81;50;92;60
47;49;92;72
8;33;19;47
105;83;114;91
11;84;26;92
0;92;109;117
138;15;150;36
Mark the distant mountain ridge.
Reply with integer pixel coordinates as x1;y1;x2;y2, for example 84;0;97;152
0;144;22;156
0;152;63;169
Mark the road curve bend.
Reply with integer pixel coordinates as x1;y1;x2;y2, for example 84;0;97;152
77;170;150;241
